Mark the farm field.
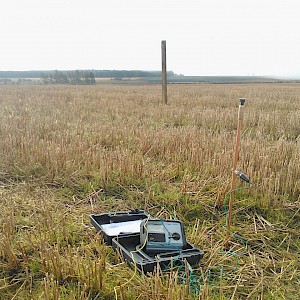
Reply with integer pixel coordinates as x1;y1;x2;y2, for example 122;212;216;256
0;83;299;299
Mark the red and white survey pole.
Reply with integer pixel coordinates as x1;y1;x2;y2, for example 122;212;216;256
226;98;246;240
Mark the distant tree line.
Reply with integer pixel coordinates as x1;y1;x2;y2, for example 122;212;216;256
92;70;175;78
0;70;175;79
40;70;96;84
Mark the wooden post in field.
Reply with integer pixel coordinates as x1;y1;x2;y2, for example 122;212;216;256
226;98;246;240
161;40;167;104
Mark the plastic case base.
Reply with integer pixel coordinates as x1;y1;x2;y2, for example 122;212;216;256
112;233;204;274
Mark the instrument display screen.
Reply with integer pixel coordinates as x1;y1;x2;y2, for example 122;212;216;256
147;223;164;233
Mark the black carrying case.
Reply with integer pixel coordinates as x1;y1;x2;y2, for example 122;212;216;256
112;233;204;274
90;210;204;273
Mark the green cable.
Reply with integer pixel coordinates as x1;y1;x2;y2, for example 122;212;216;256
161;183;253;298
223;184;253;252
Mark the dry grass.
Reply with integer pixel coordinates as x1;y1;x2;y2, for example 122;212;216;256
0;83;299;299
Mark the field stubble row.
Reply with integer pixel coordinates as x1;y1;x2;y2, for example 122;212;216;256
0;84;299;204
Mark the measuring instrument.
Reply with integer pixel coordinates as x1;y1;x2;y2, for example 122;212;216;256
140;219;187;253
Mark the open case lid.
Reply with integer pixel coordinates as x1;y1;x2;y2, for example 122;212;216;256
90;209;149;245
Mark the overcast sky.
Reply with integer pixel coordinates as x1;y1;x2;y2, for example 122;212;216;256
1;0;300;76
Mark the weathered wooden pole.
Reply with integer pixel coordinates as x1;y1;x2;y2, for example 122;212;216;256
161;40;167;104
226;98;246;240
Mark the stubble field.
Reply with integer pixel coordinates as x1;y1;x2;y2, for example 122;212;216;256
0;83;299;299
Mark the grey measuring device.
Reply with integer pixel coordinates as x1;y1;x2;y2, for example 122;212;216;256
140;219;187;253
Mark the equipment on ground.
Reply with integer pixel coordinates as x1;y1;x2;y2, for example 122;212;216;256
90;210;204;273
140;219;187;253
